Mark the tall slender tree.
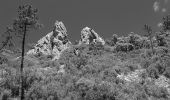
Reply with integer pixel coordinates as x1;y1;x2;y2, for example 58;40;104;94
144;24;154;55
11;4;42;100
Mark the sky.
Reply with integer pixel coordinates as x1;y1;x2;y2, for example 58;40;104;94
0;0;170;45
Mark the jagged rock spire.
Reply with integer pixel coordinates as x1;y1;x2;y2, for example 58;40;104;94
27;20;71;60
79;27;105;45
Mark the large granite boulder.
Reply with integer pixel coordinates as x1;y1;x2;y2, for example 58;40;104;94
79;27;105;45
27;20;71;60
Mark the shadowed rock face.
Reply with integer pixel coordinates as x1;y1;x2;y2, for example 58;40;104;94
79;27;105;45
27;20;71;60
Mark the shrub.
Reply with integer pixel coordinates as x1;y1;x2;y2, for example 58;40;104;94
154;47;169;56
105;34;118;46
0;89;11;100
88;41;104;56
163;67;170;78
144;49;154;58
125;62;139;72
115;43;134;52
0;67;20;97
103;45;115;53
151;62;165;75
140;58;151;69
0;55;8;64
25;81;60;100
144;84;169;99
127;33;143;49
155;34;167;46
79;81;117;100
146;64;159;79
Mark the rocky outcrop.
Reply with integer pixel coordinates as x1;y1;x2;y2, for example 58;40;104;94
57;65;65;74
79;27;105;45
27;20;71;60
117;69;146;83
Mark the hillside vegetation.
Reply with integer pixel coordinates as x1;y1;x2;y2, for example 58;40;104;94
1;9;170;100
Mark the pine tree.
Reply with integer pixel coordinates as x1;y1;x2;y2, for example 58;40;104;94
12;4;42;100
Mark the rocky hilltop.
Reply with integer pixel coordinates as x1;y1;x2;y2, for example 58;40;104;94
79;27;105;45
27;20;71;60
27;21;105;60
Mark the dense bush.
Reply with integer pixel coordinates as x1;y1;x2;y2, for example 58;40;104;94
0;89;11;100
0;55;8;64
115;43;134;52
155;33;167;46
144;84;170;99
163;67;170;78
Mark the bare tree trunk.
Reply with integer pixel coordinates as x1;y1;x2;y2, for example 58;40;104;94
20;23;27;100
150;36;154;55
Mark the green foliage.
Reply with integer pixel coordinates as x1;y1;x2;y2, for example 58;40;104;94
0;55;8;64
144;84;170;99
88;41;105;56
82;83;117;100
13;4;42;34
162;14;170;32
146;64;160;79
115;43;134;52
0;26;15;51
155;33;167;46
105;34;118;46
163;67;170;78
2;40;170;100
128;33;143;49
0;89;11;100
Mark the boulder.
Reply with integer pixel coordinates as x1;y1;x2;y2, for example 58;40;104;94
27;20;71;60
79;27;105;45
57;65;65;74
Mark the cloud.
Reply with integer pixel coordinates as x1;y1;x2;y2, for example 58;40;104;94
164;0;169;4
157;22;163;28
162;8;167;12
153;0;169;13
153;1;160;12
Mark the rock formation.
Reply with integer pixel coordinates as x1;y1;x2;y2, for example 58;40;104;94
117;69;146;83
79;27;105;45
27;20;71;60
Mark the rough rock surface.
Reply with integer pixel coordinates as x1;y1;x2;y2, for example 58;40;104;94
79;27;105;45
155;75;170;88
117;69;145;83
27;20;71;60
